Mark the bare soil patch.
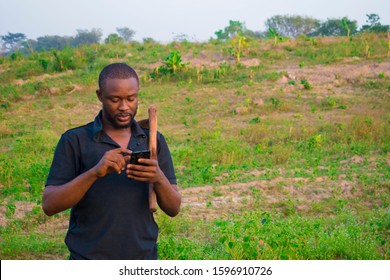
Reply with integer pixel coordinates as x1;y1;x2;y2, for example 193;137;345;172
180;173;365;220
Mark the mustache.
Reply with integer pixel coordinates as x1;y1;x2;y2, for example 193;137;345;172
115;107;137;119
115;113;132;118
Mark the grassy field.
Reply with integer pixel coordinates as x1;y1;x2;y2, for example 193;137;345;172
0;33;389;259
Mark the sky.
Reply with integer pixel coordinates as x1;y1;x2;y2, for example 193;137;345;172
0;0;389;43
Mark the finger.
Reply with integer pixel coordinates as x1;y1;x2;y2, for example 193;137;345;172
126;168;155;180
127;172;153;182
110;147;132;160
137;158;155;166
130;158;157;169
104;159;123;174
113;147;132;155
123;155;131;163
111;154;129;173
121;148;133;157
126;163;155;173
117;152;130;166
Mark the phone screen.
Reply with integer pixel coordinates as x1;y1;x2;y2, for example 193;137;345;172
129;150;150;165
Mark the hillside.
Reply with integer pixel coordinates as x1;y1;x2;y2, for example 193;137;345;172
0;33;389;259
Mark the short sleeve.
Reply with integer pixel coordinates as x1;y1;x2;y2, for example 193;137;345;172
45;133;81;186
157;133;177;185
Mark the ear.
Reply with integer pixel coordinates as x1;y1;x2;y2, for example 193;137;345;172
96;89;103;102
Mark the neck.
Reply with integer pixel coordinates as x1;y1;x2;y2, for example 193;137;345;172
100;114;132;149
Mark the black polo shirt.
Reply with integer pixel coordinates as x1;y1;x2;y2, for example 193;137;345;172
46;111;176;260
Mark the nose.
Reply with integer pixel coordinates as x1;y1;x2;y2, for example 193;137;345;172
118;99;130;111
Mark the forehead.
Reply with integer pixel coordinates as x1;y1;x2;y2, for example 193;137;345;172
102;77;139;92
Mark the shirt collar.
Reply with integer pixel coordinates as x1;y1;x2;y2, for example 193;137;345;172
92;110;147;142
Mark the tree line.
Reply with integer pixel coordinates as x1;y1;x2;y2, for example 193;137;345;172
214;13;388;40
1;13;388;55
0;27;135;54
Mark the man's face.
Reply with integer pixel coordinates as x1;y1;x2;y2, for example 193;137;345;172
97;77;139;129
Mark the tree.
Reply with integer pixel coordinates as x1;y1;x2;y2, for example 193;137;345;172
313;17;358;37
105;33;124;44
215;20;246;40
142;37;157;44
33;35;72;51
265;15;320;38
1;32;26;52
116;27;135;42
22;39;37;53
360;14;389;33
72;28;102;46
172;33;190;42
364;13;383;28
244;29;267;39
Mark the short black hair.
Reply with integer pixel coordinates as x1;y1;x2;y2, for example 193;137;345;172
98;63;139;91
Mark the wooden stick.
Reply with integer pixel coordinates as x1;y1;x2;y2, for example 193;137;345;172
148;105;158;212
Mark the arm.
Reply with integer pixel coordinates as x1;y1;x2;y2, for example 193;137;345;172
126;159;181;217
43;169;99;216
42;148;131;216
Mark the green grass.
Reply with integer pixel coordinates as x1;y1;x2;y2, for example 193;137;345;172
0;34;389;259
157;210;389;260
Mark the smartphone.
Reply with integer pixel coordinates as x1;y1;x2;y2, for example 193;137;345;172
129;150;150;165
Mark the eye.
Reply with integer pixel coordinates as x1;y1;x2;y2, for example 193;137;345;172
110;97;119;103
128;95;137;102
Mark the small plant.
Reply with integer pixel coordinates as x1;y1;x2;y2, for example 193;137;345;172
185;97;195;103
364;40;370;58
288;80;296;85
5;202;16;219
327;96;336;108
10;52;22;60
308;134;324;150
196;67;203;82
230;33;248;63
212;63;231;80
300;79;312;90
268;28;284;46
38;58;49;71
342;18;351;41
268;97;281;108
153;50;189;77
250;116;261;124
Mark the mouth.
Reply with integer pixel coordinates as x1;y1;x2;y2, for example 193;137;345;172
116;114;132;123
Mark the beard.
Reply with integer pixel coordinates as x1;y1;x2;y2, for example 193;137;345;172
104;107;137;129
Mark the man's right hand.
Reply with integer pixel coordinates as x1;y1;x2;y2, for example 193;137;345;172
93;148;132;178
43;147;132;216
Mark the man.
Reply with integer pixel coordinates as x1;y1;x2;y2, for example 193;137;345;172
42;63;181;260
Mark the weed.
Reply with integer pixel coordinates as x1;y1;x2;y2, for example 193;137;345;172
288;80;296;85
5;202;16;219
300;79;312;90
230;34;248;63
250;117;261;124
153;50;189;77
268;97;281;108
